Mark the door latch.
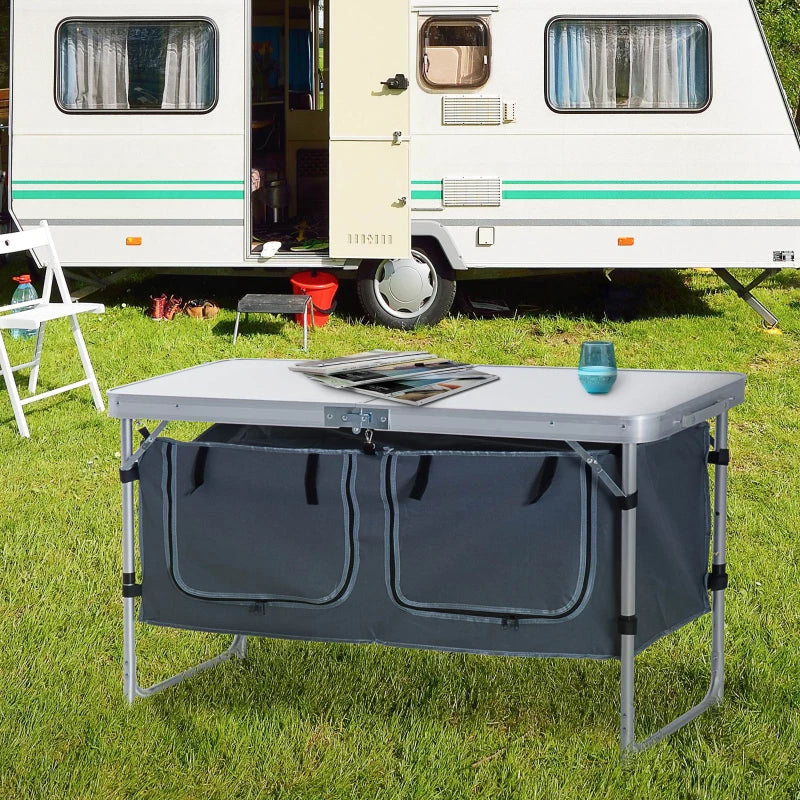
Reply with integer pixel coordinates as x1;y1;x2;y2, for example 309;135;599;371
392;130;403;144
382;73;409;91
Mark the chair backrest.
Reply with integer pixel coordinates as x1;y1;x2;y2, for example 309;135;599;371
0;220;104;437
0;224;52;257
0;221;71;310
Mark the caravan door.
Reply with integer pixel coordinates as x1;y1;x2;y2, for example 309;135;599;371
328;0;410;259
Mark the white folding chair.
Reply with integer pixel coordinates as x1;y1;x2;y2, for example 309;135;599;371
0;220;105;437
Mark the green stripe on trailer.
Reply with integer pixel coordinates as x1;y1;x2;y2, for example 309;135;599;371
12;190;245;200
411;190;445;200
12;180;245;185
502;189;800;200
502;180;800;185
410;183;800;201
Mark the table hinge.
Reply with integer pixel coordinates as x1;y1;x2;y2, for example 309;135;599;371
566;441;625;499
324;407;390;433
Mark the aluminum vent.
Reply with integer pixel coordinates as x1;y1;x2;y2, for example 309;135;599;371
442;177;502;207
442;95;503;125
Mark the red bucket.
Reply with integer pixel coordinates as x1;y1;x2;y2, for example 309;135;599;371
290;270;339;327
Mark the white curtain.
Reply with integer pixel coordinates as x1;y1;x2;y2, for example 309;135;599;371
627;21;706;108
161;23;213;110
549;20;707;110
60;24;129;110
548;23;617;109
628;22;673;108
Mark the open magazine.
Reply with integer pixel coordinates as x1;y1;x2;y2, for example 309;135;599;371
292;350;498;406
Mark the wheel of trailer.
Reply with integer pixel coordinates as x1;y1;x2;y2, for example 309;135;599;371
356;245;456;329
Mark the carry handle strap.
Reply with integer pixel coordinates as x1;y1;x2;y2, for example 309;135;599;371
527;456;558;505
305;453;320;505
409;454;559;504
192;448;320;505
191;447;209;493
409;455;432;500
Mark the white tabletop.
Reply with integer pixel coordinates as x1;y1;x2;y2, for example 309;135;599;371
107;359;745;443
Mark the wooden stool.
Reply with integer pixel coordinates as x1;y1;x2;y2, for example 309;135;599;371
232;293;315;350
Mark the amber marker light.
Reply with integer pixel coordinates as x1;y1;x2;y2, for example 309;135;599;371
618;237;635;247
126;237;142;246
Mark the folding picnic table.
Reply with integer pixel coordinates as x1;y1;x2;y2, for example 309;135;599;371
108;359;745;756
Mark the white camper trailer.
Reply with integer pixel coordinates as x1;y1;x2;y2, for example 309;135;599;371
7;0;800;327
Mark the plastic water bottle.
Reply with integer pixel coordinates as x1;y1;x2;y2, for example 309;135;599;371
10;274;38;340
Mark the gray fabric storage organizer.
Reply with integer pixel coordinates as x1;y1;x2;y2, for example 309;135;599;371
137;422;711;659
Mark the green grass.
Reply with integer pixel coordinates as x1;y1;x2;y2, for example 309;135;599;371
0;267;799;798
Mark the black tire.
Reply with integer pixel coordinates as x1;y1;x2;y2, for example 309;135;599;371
356;245;456;329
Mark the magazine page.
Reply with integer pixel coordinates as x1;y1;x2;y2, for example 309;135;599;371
305;358;470;389
290;350;433;375
351;369;499;406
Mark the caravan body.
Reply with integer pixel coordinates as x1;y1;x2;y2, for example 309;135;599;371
8;0;800;327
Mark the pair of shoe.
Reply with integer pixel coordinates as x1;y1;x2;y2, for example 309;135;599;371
184;299;220;319
149;294;183;320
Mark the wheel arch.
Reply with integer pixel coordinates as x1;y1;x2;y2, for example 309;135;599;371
410;220;467;272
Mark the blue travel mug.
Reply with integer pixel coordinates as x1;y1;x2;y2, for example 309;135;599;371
578;341;617;394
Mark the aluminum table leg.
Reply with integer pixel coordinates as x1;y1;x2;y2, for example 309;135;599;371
120;418;247;703
619;443;638;755
621;412;729;755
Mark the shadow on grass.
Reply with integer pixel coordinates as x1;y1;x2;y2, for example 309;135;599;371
84;268;718;326
458;270;720;322
145;640;620;733
213;317;295;341
95;273;365;326
139;635;717;751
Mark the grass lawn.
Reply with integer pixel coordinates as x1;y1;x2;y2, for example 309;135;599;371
0;266;798;798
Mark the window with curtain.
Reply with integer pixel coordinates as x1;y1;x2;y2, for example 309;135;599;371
57;20;216;112
547;19;709;111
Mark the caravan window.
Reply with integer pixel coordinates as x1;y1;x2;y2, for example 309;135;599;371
420;17;490;89
547;19;709;111
57;20;217;112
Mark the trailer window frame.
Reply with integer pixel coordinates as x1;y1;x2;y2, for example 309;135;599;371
419;16;492;90
544;15;711;114
55;17;219;115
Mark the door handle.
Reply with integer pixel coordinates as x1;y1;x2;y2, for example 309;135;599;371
381;74;409;91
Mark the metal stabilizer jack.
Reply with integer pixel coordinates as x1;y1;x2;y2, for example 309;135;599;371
713;268;781;328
